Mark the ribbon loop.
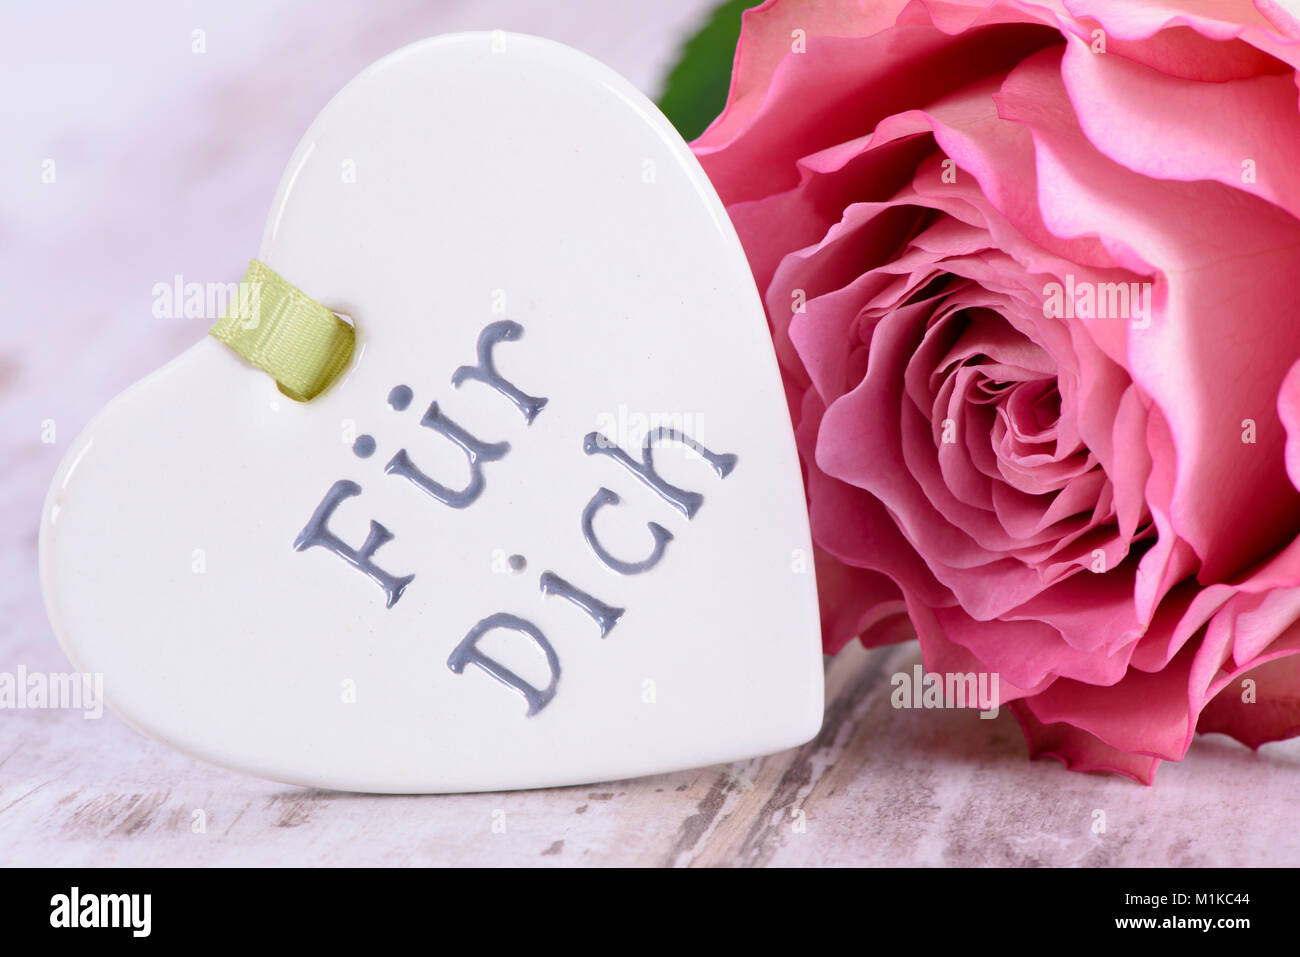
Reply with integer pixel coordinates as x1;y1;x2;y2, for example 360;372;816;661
209;259;354;401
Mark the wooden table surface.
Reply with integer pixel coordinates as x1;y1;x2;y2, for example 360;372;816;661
3;0;1299;868
3;635;1298;867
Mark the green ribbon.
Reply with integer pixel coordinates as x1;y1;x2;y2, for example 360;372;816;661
209;259;355;401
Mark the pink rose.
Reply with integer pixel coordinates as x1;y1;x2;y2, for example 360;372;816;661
694;0;1300;781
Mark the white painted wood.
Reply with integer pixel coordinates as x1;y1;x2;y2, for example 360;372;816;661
3;642;1298;865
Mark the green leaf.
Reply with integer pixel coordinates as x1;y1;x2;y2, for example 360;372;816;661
657;0;763;142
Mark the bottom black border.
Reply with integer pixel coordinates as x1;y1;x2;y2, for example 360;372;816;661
0;866;1284;942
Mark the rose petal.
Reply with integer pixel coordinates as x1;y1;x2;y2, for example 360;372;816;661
1061;37;1300;222
1199;646;1300;747
1010;701;1164;783
997;46;1300;582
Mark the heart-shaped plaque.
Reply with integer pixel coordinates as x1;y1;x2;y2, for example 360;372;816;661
39;32;823;793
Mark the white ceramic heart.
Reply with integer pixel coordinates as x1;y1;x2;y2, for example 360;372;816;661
39;32;824;793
